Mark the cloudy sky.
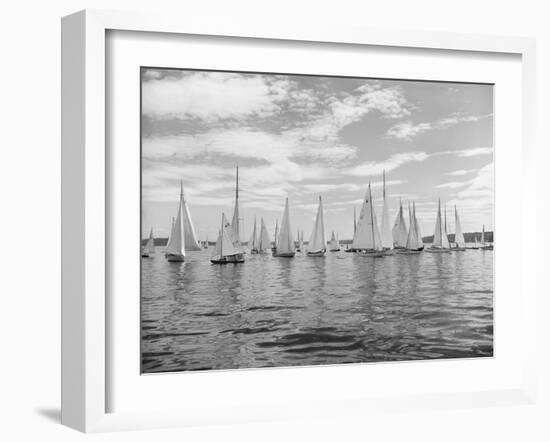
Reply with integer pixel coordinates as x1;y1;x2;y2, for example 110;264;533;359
141;68;493;242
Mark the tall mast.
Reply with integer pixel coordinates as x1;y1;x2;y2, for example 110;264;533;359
353;207;357;234
383;169;386;200
231;165;240;242
235;165;239;201
444;204;447;234
368;183;375;249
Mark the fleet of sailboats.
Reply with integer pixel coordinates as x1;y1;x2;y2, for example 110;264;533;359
147;167;493;264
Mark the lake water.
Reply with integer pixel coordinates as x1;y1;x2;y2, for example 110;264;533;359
141;246;493;373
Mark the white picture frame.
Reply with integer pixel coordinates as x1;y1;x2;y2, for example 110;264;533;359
61;9;537;433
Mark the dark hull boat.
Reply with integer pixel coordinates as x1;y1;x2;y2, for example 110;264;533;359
307;250;326;257
166;253;185;262
355;249;386;258
272;251;295;258
210;253;245;264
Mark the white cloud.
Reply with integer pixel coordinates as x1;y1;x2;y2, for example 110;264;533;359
435;181;468;189
142;72;289;121
386;113;492;140
348;152;429;177
446;169;474;176
451;147;493;157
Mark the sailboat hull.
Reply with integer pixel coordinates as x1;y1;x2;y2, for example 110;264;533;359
481;245;494;250
273;252;295;258
306;250;326;257
396;249;422;255
166;253;185;262
329;248;340;252
355;250;386;258
425;248;451;254
141;253;150;258
210;254;245;264
450;246;467;251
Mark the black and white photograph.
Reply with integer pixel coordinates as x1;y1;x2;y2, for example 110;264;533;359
140;68;494;374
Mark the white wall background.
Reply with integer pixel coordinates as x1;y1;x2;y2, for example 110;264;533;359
0;1;547;441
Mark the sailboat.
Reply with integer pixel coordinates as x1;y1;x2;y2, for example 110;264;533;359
298;230;304;253
204;236;209;249
179;181;202;251
248;216;260;254
164;196;186;262
353;184;385;257
480;224;494;250
272;219;278;253
451;205;467;251
231;166;242;246
471;235;480;250
426;199;451;253
392;200;408;249
306;196;326;256
258;217;271;253
295;228;301;252
380;170;393;253
210;213;245;264
328;231;340;252
397;202;424;254
141;228;155;258
273;198;296;258
345;208;357;252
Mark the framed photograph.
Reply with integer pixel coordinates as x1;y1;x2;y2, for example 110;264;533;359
61;9;537;432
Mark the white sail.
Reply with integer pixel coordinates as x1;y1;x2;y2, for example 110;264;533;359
231;166;241;244
273;220;279;249
353;207;357;235
165;198;186;256
454;206;465;247
431;199;450;248
481;224;486;245
329;231;340;250
307;196;326;253
179;181;201;251
165;217;175;252
352;184;383;251
380;170;393;249
276;198;295;254
298;229;304;250
211;213;242;259
248;216;259;251
392;201;408;248
258;217;271;251
405;203;419;249
211;229;222;258
413;202;424;249
143;228;155;254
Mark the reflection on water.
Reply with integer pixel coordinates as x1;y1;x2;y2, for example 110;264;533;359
141;247;493;373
